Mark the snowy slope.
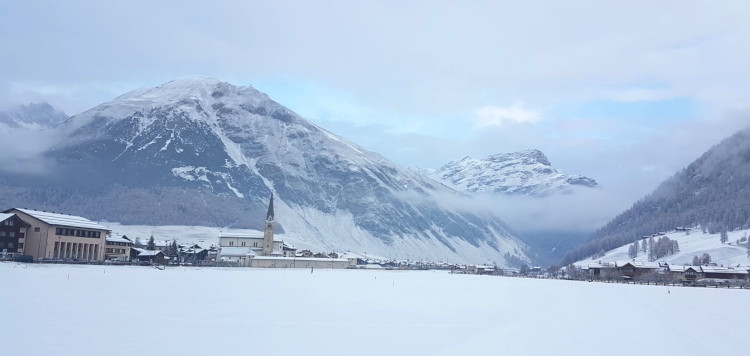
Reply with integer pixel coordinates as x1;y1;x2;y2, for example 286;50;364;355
430;149;598;196
0;77;528;265
3;263;749;356
574;228;750;267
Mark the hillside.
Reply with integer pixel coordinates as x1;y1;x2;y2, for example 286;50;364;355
574;228;750;267
562;126;750;265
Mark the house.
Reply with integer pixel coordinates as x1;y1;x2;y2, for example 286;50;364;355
179;244;208;263
587;261;617;279
0;212;30;259
298;250;313;257
313;252;328;258
615;261;662;279
2;208;111;261
132;248;166;264
700;266;749;280
328;252;339;259
666;265;703;281
105;235;133;262
282;243;297;257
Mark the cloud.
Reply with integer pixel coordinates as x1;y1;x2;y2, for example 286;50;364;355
474;103;540;128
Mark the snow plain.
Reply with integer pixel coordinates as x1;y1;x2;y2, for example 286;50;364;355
1;263;748;356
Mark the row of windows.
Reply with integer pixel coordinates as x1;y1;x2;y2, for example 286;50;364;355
108;242;129;246
55;228;102;238
3;220;14;226
0;231;16;238
0;242;16;248
228;241;260;247
105;248;127;254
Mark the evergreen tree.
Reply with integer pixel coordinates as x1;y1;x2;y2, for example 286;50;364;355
720;227;729;244
701;252;711;265
134;237;143;248
147;235;156;250
692;255;701;266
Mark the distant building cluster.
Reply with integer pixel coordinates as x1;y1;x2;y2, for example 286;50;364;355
584;261;750;282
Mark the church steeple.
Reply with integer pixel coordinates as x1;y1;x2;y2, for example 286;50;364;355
266;193;274;221
262;193;275;256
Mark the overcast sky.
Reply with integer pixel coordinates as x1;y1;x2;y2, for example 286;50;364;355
2;0;750;225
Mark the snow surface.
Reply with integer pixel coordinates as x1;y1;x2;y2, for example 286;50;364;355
1;262;748;356
575;228;750;267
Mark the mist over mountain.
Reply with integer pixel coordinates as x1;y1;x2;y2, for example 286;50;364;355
0;102;67;130
561;125;750;266
0;77;529;265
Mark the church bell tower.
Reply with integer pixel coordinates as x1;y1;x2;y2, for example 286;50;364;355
262;194;275;256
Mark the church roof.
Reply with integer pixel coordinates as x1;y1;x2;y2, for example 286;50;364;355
266;194;274;221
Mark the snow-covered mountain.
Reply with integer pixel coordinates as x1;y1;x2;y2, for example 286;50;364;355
0;77;528;265
430;149;598;196
0;102;67;130
562;125;750;266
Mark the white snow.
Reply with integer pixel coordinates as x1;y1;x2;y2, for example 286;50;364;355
576;228;750;267
2;263;748;356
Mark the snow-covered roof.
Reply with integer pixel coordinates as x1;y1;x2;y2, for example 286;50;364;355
0;213;14;223
218;247;258;257
8;208;109;230
133;248;163;256
588;262;615;269
106;236;133;244
700;266;749;274
616;261;661;269
666;265;700;273
219;232;283;242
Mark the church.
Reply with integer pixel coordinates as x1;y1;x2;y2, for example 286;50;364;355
217;194;285;265
217;194;356;269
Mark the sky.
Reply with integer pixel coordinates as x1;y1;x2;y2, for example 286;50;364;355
1;0;750;230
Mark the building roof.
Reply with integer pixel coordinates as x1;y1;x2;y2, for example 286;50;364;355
700;266;749;275
106;236;133;244
133;248;163;256
666;265;701;273
218;247;258;257
266;193;274;221
0;213;13;223
616;261;661;269
219;232;283;242
6;208;109;230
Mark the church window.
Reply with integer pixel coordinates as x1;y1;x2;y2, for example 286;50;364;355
229;241;234;246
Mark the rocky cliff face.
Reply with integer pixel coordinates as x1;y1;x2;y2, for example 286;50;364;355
430;149;598;196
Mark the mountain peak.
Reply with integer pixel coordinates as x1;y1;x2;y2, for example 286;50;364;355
431;149;598;196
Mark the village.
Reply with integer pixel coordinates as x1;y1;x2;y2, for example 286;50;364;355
2;197;749;288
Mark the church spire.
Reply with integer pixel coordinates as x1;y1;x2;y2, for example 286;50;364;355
266;193;274;221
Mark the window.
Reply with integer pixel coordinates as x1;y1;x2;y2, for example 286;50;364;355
56;228;62;235
8;242;13;248
34;227;40;232
241;241;246;247
18;243;23;249
0;242;4;248
8;232;14;237
0;231;5;237
229;241;234;246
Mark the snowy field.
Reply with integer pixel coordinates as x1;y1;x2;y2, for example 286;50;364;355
576;228;750;267
1;263;748;356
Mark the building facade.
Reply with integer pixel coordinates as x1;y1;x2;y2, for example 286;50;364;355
0;213;30;258
3;208;111;261
105;236;133;262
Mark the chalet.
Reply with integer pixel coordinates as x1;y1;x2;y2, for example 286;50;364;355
132;248;166;265
313;252;329;258
666;265;703;281
328;252;339;259
700;266;749;280
2;208;110;261
0;212;30;259
105;235;133;262
179;244;208;263
587;262;617;279
615;261;661;279
298;250;313;257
